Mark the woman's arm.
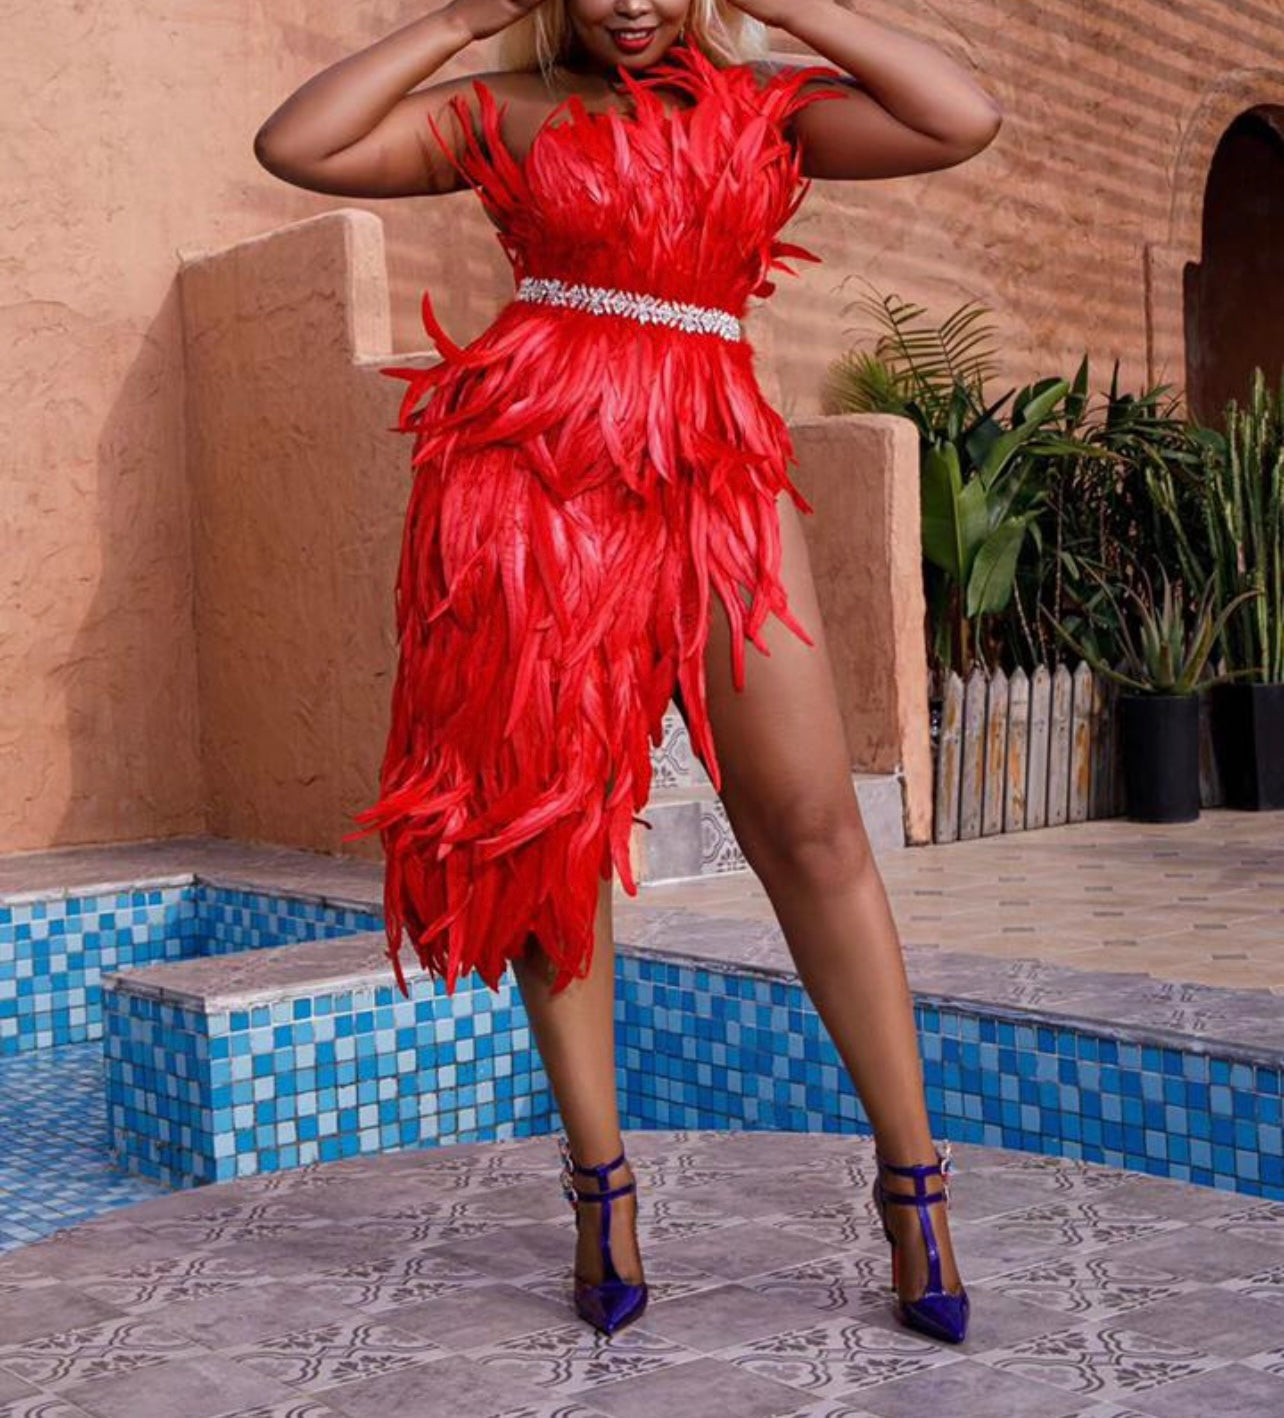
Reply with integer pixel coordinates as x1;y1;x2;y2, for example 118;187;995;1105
253;0;538;198
746;0;1004;180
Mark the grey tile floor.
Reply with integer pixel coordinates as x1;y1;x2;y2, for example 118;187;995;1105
2;1130;1284;1418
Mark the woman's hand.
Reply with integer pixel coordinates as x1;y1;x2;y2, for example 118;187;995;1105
446;0;548;41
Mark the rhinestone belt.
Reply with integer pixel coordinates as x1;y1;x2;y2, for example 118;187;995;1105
515;276;743;342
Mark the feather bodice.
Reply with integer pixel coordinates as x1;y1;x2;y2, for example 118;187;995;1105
425;39;845;313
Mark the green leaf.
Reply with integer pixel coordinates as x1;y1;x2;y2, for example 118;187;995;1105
966;517;1033;616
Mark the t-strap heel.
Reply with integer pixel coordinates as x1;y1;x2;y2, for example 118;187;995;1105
870;1139;970;1343
557;1132;649;1336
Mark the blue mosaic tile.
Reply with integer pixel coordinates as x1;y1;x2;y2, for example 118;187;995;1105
0;880;381;1056
0;1040;171;1250
90;940;1282;1201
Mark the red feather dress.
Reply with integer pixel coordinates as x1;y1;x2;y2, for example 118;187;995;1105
344;38;844;999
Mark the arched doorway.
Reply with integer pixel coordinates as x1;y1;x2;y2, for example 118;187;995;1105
1184;105;1284;425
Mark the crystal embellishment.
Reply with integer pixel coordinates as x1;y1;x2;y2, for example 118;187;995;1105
516;276;743;342
557;1131;580;1212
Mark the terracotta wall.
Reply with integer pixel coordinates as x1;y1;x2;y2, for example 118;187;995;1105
3;0;1283;853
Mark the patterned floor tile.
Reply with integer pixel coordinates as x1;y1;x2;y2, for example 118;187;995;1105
1217;1259;1284;1308
488;1402;614;1418
155;1280;379;1351
1120;1361;1284;1417
620;1282;832;1354
73;1254;272;1315
641;1217;840;1284
1066;1407;1156;1418
632;1188;772;1244
901;1284;1069;1356
760;1198;889;1254
3;1131;1278;1414
951;1199;1185;1282
376;1282;576;1352
300;1352;564;1418
941;1170;1089;1221
510;1255;722;1311
208;1401;343;1418
771;1401;888;1418
57;1351;299;1418
0;1223;187;1284
0;1394;101;1418
190;1225;408;1279
958;1154;1137;1201
0;1282;126;1347
462;1321;701;1396
1191;1200;1284;1248
844;1355;1098;1416
221;1317;447;1392
970;1321;1229;1403
1103;1225;1272;1282
1097;1176;1265;1224
0;1367;41;1408
286;1250;497;1316
737;1251;891;1321
1117;1287;1284;1361
712;1314;961;1400
0;1315;201;1392
1241;1342;1284;1378
133;1201;355;1252
418;1222;581;1284
981;1254;1203;1323
582;1353;819;1418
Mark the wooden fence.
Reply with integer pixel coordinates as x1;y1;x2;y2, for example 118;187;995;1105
931;662;1226;842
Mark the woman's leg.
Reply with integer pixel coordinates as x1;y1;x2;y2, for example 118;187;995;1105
681;492;963;1300
509;875;645;1286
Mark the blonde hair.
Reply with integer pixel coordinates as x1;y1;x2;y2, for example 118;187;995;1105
494;0;772;83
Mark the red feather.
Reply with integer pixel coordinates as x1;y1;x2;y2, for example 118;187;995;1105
344;39;843;998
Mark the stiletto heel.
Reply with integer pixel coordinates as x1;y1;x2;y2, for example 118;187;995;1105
557;1132;649;1336
870;1139;970;1344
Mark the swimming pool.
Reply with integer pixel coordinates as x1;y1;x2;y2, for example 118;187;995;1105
3;879;1280;1223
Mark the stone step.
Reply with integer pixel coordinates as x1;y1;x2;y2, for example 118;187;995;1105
633;707;906;884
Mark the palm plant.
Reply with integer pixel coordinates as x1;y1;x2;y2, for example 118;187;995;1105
825;285;1100;688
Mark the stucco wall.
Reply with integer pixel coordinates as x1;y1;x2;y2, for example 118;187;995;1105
3;1;1283;852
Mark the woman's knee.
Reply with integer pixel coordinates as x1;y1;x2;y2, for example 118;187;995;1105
738;795;874;886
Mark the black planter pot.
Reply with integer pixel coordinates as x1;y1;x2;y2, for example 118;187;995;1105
1209;681;1284;810
1119;692;1202;823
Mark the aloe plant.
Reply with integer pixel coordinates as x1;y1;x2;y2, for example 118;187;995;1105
1197;366;1284;683
1043;562;1262;695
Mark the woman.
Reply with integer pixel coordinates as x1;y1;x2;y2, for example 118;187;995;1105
256;0;1001;1344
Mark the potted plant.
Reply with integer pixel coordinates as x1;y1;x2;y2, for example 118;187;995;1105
1197;367;1284;810
1045;564;1261;823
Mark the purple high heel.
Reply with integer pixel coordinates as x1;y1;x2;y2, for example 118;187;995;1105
557;1133;648;1336
870;1139;970;1343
